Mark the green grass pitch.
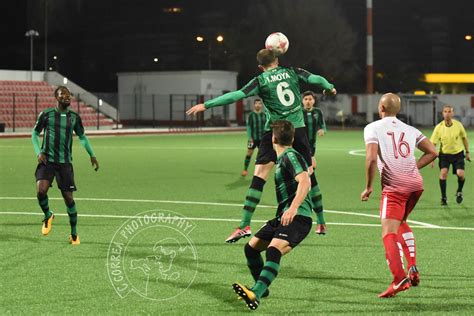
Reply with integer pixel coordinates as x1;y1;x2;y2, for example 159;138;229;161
0;130;473;314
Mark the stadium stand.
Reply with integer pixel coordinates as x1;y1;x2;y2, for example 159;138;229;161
0;80;114;129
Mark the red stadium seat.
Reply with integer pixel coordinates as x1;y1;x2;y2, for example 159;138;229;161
0;80;115;130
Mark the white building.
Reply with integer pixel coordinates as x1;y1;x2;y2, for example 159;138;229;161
117;71;238;122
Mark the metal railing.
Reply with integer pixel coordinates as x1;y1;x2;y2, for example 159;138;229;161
117;93;231;128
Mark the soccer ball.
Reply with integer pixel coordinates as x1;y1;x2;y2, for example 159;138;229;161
265;32;289;56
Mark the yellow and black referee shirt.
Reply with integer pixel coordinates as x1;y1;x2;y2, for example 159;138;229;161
430;119;467;154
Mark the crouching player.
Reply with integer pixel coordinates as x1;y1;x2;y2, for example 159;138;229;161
232;120;312;310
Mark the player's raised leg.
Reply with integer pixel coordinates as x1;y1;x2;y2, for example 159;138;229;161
226;162;273;243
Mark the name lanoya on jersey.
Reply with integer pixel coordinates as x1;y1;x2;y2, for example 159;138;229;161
265;72;291;83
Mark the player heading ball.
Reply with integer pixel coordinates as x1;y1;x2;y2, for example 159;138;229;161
187;48;336;244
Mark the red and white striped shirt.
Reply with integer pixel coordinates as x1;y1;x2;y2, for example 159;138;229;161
364;117;425;193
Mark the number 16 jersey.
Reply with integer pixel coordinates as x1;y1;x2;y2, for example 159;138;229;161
364;116;426;193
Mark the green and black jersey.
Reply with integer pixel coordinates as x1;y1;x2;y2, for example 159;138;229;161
204;66;334;131
303;108;327;146
33;107;88;163
246;111;266;141
275;148;313;219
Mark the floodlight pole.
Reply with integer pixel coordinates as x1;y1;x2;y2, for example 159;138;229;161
366;0;374;123
44;0;48;72
25;30;40;81
366;0;374;94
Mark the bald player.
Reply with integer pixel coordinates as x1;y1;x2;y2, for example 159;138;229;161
361;93;438;298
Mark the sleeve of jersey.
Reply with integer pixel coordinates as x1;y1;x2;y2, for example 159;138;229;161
33;112;45;134
317;109;328;131
429;126;439;145
415;129;426;147
73;115;85;137
246;114;253;139
31;112;45;156
459;123;467;138
286;152;307;178
78;135;96;157
204;78;259;109
73;115;95;157
293;68;334;90
364;125;378;145
31;131;42;156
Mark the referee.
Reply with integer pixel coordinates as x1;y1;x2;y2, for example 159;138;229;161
430;105;470;205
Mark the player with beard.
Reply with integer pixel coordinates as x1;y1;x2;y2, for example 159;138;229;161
32;86;99;245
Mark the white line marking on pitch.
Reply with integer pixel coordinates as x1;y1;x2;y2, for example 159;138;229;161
0;196;441;228
349;149;365;156
0;211;472;231
0;145;353;151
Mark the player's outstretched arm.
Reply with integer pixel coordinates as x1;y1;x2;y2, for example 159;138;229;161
294;68;337;96
187;78;259;116
186;91;246;116
186;103;206;116
281;171;310;226
416;138;438;170
361;143;378;201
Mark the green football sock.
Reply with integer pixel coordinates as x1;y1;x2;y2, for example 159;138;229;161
310;173;325;224
37;193;52;219
252;247;281;299
244;155;251;171
316;211;325;225
240;176;265;229
67;202;78;236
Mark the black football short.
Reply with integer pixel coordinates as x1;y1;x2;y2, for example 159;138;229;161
439;151;465;174
247;139;261;150
35;162;77;192
255;127;312;166
254;215;312;248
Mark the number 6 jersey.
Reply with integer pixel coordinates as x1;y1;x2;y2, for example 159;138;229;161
204;66;334;131
364;117;426;193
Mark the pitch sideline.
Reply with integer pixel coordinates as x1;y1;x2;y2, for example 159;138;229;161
0;196;445;229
